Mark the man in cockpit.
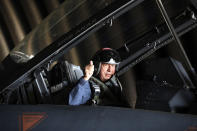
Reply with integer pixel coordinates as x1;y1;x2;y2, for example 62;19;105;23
69;48;126;106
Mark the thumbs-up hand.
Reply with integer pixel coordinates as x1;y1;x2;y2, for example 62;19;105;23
84;61;94;80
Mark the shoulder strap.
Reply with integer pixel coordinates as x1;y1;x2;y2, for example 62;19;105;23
90;76;119;102
108;75;123;92
89;79;100;105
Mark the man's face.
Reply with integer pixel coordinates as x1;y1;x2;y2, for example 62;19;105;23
99;63;116;81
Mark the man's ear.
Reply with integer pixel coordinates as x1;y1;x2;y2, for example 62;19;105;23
93;61;101;76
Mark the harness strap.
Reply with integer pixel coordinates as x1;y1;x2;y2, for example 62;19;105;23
89;76;120;105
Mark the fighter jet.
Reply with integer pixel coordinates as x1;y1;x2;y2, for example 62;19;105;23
0;0;197;130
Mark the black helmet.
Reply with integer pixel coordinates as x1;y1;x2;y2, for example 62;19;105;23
92;48;121;64
92;48;121;75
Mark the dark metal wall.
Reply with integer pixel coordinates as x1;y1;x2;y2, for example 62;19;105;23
0;0;64;62
0;0;196;65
